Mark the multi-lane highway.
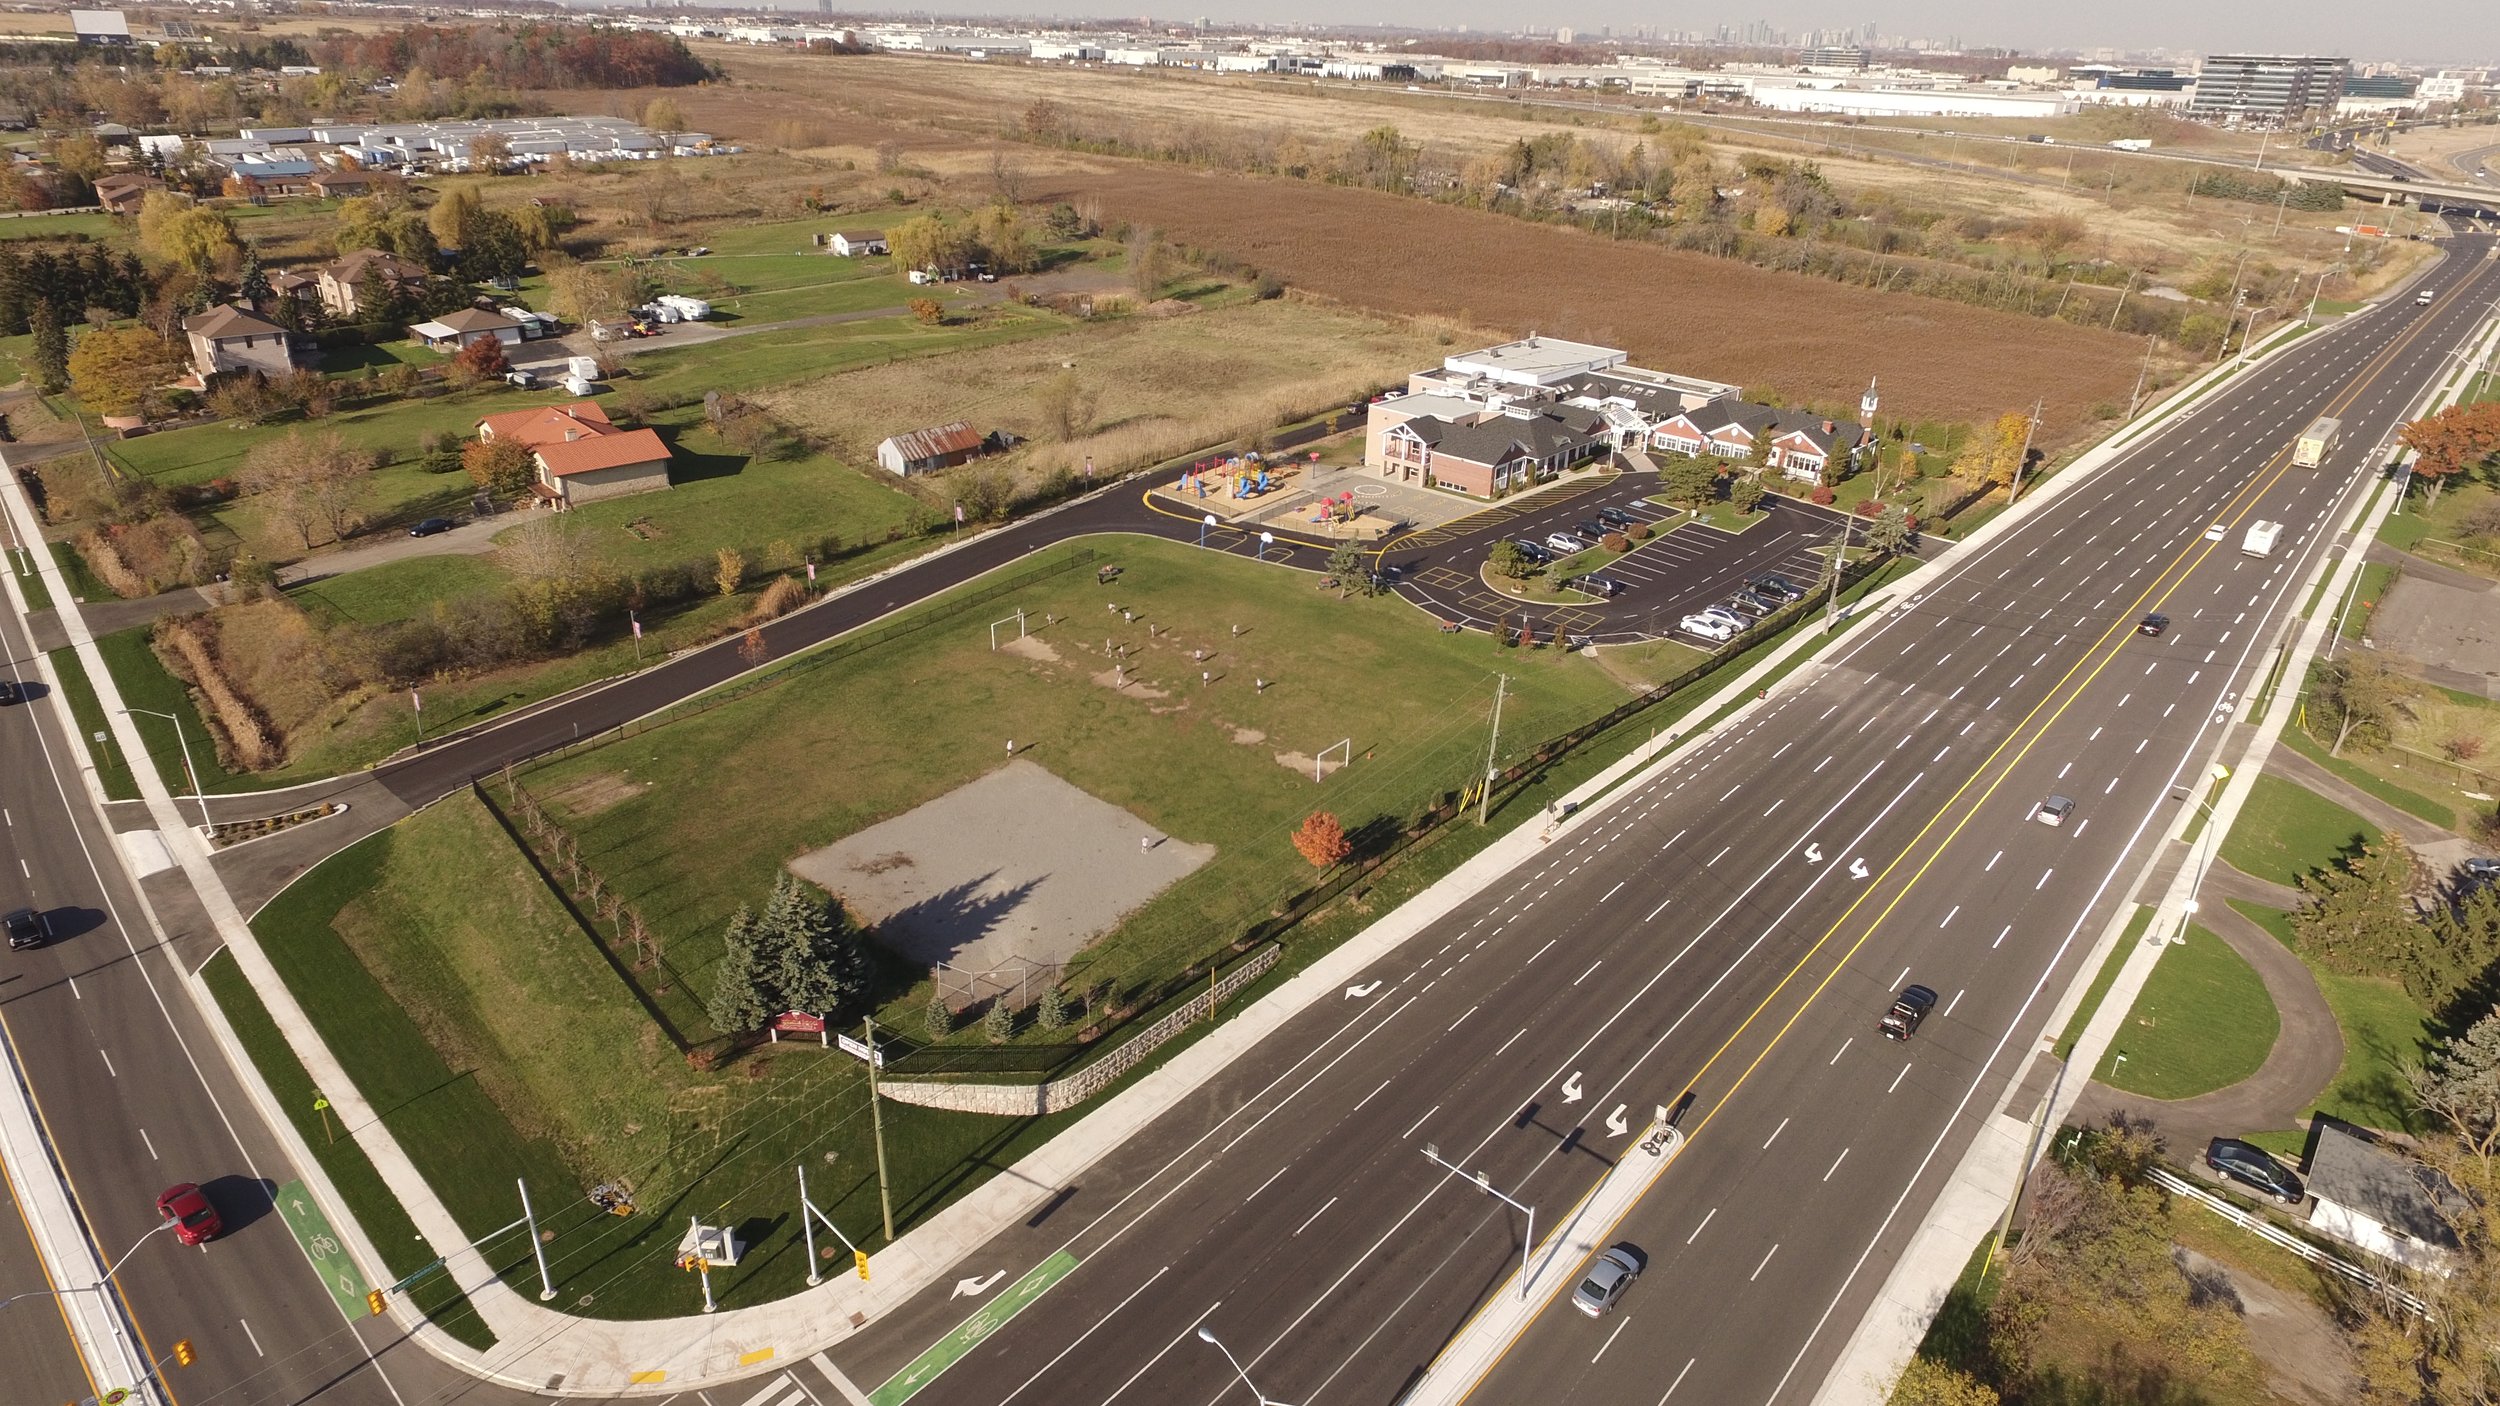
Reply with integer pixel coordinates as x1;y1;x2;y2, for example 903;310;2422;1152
0;223;2487;1406
805;233;2497;1406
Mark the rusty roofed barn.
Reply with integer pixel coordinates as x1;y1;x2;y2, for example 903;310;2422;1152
875;421;988;477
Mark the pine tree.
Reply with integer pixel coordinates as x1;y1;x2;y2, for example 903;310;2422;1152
1035;982;1069;1031
29;299;68;393
237;246;272;311
2292;836;2419;978
704;905;771;1034
922;987;953;1041
981;997;1015;1042
0;244;23;336
755;874;868;1017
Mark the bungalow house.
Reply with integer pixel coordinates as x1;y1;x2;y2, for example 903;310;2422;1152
1377;406;1609;498
317;248;428;318
875;421;986;477
309;169;380;199
2306;1124;2465;1274
268;270;319;309
181;303;297;382
409;305;525;351
830;229;888;257
92;172;163;215
477;401;673;507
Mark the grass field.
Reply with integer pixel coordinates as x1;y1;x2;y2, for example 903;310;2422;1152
2099;924;2279;1100
2218;774;2380;890
525;533;1630;1045
2225;899;2435;1137
2278;726;2453;829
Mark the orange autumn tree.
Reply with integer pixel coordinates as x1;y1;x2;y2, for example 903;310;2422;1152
1291;811;1352;869
2398;402;2500;507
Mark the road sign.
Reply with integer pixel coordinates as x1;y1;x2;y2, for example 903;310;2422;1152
273;1179;370;1321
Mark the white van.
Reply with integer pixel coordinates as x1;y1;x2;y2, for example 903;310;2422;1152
2242;521;2282;558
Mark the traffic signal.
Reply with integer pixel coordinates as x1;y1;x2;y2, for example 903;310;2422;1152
854;1250;870;1282
366;1289;388;1317
172;1340;197;1368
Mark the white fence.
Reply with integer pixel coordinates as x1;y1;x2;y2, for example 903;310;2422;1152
2148;1166;2431;1318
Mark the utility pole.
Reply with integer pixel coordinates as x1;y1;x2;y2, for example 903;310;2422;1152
1822;515;1849;628
863;1015;895;1241
1477;674;1508;826
2007;397;2044;503
2125;334;2158;421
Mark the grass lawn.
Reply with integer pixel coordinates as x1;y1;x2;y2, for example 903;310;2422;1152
318;341;451;377
2099;924;2279;1099
620;306;1067;407
0;210;115;240
46;645;136;801
50;538;115;604
2340;562;2398;639
288;554;509;627
526;534;1630;1045
110;387;530;491
2278;726;2454;828
2219;774;2380;889
91;622;295;794
2054;906;2156;1059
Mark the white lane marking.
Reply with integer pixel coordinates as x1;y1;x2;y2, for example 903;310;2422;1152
1576;961;1604;986
1985;851;2000;871
239;1318;264;1357
1448;1006;1476;1034
1708;846;1731;866
1494;1028;1525;1058
1751;1244;1780;1282
1402;1106;1440;1140
1593;1317;1632;1363
1822;1149;1850;1183
995;1270;1177;1406
99;1049;116;1077
2036;868;2054;890
1993;925;2011;950
1939;905;1959;928
1889;1065;1911;1093
1829;1038;1852;1066
1247;1166;1290;1203
1945;989;1965;1018
1688;1207;1718;1244
1528;939;1557;964
1763;1117;1790;1149
1661;1357;1696;1400
139;1127;158;1160
1601;881;1625;903
1293;1197;1339;1237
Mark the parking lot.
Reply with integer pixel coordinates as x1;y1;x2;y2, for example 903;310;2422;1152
1377;469;1855;645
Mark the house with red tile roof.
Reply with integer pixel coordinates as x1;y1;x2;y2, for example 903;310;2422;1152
476;400;671;506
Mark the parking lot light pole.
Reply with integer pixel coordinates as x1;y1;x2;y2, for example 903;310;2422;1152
120;707;210;832
1196;1326;1293;1406
1421;1144;1535;1298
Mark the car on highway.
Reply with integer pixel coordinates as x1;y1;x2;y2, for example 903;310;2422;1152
1751;574;1806;603
156;1183;223;1244
2417;288;2436;306
2203;524;2228;542
409;517;456;537
5;906;46;951
0;677;19;705
2205;1137;2305;1204
1545;532;1591;555
1597;506;1634;530
2036;794;2076;827
1880;984;1938;1040
1679;614;1738;643
1571;1245;1643;1317
2138;613;2170;637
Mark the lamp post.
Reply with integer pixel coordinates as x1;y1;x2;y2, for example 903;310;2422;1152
0;1217;178;1314
120;707;210;832
2158;764;2234;948
1422;1144;1536;1297
1196;1325;1294;1406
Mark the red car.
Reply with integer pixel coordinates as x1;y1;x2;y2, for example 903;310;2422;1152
156;1184;222;1245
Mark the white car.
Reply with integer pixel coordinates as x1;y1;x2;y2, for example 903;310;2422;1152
2202;524;2227;542
1546;532;1591;555
1697;605;1746;632
1680;614;1737;642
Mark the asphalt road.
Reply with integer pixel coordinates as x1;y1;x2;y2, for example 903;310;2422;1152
797;234;2499;1406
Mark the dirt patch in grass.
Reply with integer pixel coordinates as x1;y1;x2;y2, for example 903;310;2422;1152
999;633;1062;663
536;771;651;820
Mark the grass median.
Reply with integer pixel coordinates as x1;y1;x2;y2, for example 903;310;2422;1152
2098;924;2278;1099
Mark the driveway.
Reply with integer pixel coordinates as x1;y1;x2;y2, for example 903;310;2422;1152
278;513;509;586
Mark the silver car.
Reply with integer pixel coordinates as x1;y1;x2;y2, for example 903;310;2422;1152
1572;1245;1643;1317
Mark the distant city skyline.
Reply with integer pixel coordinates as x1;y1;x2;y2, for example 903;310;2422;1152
666;0;2489;66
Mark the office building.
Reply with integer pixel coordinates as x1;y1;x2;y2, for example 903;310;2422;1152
2189;54;2348;122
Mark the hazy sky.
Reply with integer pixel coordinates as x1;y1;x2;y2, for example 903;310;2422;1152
768;1;2489;65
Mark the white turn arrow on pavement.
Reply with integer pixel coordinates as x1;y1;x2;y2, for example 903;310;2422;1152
1561;1072;1585;1104
1848;857;1871;880
951;1271;1007;1300
1804;844;1824;864
1605;1105;1629;1137
1344;981;1382;999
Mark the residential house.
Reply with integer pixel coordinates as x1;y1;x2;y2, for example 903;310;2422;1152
2306;1123;2466;1274
477;401;673;507
1377;406;1609;498
1762;414;1869;485
875;421;987;477
309;169;380;199
830;229;888;257
267;270;319;310
408;306;525;351
317;248;429;318
181;304;297;382
92;172;163;214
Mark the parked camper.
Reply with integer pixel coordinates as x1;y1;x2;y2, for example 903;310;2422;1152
567;356;600;382
561;375;595;397
2294;416;2340;469
2241;520;2282;558
2108;138;2153;152
656;294;711;321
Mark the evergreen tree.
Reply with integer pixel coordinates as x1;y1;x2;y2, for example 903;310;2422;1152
29;299;68;393
237;246;272;311
704;905;771;1035
2292;836;2420;978
754;874;870;1016
77;244;114;316
981;997;1014;1042
20;251;59;318
113;252;148;318
0;244;24;337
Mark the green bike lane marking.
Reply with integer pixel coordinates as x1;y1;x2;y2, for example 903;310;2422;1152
272;1179;371;1321
868;1251;1081;1405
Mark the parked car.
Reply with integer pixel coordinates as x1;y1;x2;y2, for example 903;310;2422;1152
1723;593;1773;620
1575;520;1610;542
1880;984;1938;1040
504;369;538;389
2205;1137;2305;1204
1679;614;1737;642
1751;574;1805;603
1509;539;1552;565
1571;1245;1644;1317
2138;613;2169;637
2463;857;2500;887
1545;532;1591;555
1579;575;1623;598
5;906;45;951
155;1183;223;1245
1696;605;1746;632
408;518;456;538
1597;506;1634;530
1733;586;1783;613
2035;794;2076;827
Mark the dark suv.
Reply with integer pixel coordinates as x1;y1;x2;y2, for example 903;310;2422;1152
5;907;46;951
2205;1138;2304;1204
1879;984;1938;1040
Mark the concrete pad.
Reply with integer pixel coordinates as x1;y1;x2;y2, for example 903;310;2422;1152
115;827;176;878
788;760;1212;981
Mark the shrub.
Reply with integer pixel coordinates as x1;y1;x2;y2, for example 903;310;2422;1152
2443;735;2486;763
981;997;1014;1042
1600;531;1629;553
1624;521;1650;542
1810;485;1836;505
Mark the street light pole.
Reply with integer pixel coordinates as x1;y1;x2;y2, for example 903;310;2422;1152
0;1218;177;1314
2162;765;2234;948
1196;1325;1294;1406
121;707;211;832
1421;1144;1536;1298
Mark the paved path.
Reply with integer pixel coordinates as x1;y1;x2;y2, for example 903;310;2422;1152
23;584;219;650
278;512;510;586
2067;860;2344;1152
